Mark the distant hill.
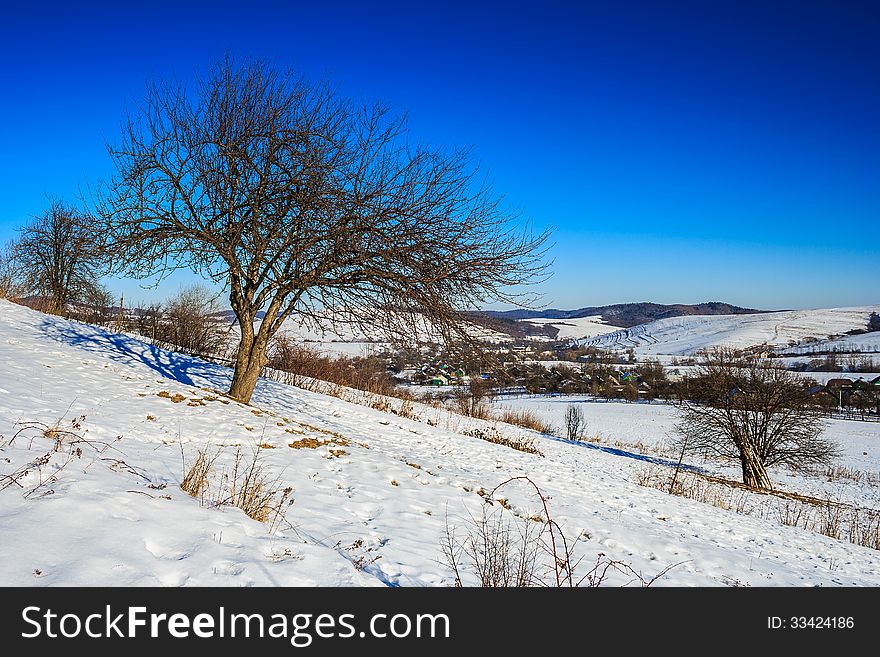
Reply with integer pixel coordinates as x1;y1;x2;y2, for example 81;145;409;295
576;305;880;356
481;302;774;329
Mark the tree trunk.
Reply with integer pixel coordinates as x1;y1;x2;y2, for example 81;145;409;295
740;450;772;490
48;293;64;315
228;318;267;404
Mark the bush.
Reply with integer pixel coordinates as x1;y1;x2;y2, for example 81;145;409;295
442;504;543;587
564;404;584;440
159;285;227;356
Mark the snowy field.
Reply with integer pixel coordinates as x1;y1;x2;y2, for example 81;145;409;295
3;299;880;587
783;332;880;356
576;306;880;356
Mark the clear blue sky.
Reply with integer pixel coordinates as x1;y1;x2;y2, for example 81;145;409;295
1;0;877;311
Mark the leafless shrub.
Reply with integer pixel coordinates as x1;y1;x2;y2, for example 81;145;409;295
443;476;681;587
453;388;491;420
564;404;585;441
267;336;396;396
452;378;494;420
442;505;543;587
151;285;227;356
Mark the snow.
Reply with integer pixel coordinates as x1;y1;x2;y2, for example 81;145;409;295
490;395;880;526
783;332;880;356
520;315;618;340
576;306;880;356
3;299;880;587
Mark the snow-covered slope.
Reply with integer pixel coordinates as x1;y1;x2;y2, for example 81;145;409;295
576;306;880;356
783;331;880;356
520;315;618;340
2;299;880;586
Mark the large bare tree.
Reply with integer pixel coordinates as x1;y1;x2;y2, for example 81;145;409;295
15;199;104;314
674;348;838;490
98;57;550;402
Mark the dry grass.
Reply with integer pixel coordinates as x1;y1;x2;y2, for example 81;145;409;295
495;409;555;434
462;426;544;457
288;435;348;450
179;445;293;529
635;464;880;551
222;447;292;523
157;391;186;403
823;465;880;487
180;448;218;499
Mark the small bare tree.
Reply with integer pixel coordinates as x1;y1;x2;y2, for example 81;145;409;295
0;240;24;299
14;199;104;314
674;348;838;490
79;283;116;326
159;284;226;356
455;376;493;418
98;56;549;403
564;403;584;440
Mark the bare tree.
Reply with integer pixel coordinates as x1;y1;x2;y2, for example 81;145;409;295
79;283;116;326
455;376;493;418
564;403;584;441
674;348;838;490
0;240;24;299
98;56;550;403
159;284;227;356
14;199;104;314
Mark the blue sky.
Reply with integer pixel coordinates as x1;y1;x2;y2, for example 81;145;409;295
1;1;877;310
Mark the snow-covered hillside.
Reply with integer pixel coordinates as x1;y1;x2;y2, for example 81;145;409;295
520;315;617;340
3;299;880;586
576;306;880;356
783;331;880;356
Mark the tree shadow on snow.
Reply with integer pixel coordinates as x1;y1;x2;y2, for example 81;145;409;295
39;317;231;391
547;434;706;473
